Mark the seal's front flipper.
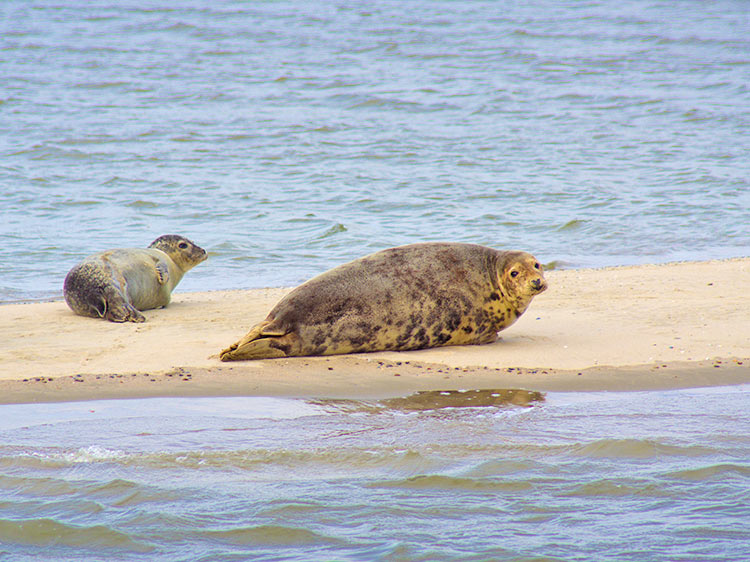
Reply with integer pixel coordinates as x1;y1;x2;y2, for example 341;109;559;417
155;261;169;285
219;320;291;361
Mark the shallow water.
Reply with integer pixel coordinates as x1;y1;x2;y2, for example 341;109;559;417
0;386;748;561
1;0;749;302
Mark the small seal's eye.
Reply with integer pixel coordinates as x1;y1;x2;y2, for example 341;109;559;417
179;242;188;249
534;263;540;270
510;271;519;278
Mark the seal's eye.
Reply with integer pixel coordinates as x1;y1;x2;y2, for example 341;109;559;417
534;263;540;270
510;271;519;278
179;242;188;249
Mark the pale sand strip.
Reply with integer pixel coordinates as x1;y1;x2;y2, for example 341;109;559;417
1;258;748;403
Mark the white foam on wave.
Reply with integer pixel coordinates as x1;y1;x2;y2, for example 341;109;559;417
59;445;129;463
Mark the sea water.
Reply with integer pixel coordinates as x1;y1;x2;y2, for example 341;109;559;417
0;386;748;561
1;0;748;302
2;3;749;560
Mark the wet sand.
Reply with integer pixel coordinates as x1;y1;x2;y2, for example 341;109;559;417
2;258;749;404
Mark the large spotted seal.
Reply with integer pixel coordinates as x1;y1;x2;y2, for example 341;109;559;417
64;235;207;322
220;242;546;361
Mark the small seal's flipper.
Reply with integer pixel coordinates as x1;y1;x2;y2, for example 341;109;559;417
219;320;291;361
154;261;169;285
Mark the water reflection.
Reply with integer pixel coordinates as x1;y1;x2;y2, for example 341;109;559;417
310;388;544;413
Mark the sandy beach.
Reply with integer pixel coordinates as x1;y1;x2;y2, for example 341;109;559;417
2;258;748;404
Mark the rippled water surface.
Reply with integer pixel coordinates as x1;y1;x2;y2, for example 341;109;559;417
0;386;748;561
3;5;749;560
1;0;749;301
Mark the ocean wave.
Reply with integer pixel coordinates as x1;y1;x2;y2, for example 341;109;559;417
0;517;153;553
199;524;341;547
571;439;715;459
565;479;670;498
368;474;533;492
666;463;750;481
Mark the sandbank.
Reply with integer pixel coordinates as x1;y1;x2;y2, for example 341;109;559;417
2;258;748;404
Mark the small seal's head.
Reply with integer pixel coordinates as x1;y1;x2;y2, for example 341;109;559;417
497;251;547;304
149;235;207;272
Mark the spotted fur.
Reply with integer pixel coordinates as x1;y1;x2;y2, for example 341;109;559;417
220;242;546;360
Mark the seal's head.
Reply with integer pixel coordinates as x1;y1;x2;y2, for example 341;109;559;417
149;235;207;272
496;251;547;306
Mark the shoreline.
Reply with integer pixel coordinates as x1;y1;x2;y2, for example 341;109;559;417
2;258;749;404
1;357;748;406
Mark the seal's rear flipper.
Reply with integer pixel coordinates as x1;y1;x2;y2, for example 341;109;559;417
102;286;146;323
219;338;288;361
219;321;291;361
105;301;146;323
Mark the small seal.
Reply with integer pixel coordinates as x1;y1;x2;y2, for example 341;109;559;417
63;235;207;322
220;242;546;361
